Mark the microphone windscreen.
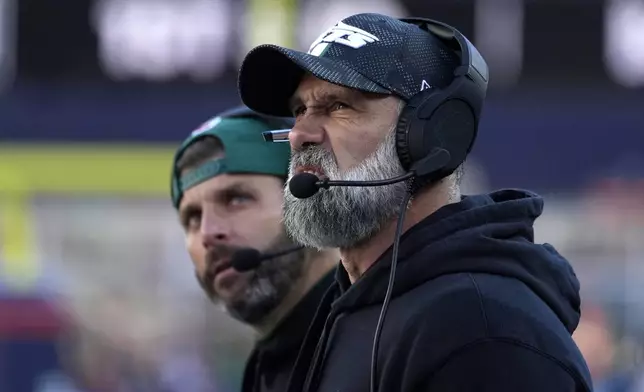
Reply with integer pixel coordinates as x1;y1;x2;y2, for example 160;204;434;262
289;173;321;199
231;248;262;272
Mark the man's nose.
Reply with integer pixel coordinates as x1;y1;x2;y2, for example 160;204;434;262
289;119;325;151
200;210;231;248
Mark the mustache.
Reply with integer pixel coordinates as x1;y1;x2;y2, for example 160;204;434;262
205;244;238;267
198;244;243;288
290;145;337;172
194;244;246;300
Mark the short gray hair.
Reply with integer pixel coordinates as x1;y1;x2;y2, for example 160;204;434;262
453;164;465;186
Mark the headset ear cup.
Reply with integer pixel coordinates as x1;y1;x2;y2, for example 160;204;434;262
426;99;475;175
395;105;415;171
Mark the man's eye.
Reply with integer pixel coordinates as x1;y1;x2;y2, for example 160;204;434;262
188;216;201;229
293;106;307;117
331;102;349;111
228;194;252;207
182;212;201;231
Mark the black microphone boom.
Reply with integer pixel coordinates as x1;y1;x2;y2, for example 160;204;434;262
288;148;451;200
289;172;415;199
231;244;305;272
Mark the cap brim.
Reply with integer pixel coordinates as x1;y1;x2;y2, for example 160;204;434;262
238;44;391;117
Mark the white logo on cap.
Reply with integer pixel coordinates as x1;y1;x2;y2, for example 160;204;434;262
420;80;432;91
191;116;221;136
308;21;379;57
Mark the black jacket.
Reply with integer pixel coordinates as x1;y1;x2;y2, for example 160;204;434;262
287;190;593;392
241;270;335;392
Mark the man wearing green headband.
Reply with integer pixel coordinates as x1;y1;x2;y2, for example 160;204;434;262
170;106;339;392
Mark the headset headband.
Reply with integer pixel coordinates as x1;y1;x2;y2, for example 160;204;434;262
399;17;489;93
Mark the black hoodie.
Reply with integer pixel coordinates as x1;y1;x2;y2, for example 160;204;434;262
287;189;593;392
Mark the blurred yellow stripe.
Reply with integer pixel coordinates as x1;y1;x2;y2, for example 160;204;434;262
0;193;37;287
0;144;176;195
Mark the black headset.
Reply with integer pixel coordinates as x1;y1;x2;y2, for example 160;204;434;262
394;18;489;189
217;104;295;131
368;19;489;392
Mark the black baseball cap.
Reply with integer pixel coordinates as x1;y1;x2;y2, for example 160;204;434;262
238;13;461;118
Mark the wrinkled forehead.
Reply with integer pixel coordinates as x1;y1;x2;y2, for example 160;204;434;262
288;74;383;111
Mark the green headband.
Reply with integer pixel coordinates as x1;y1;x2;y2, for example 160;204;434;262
171;116;291;208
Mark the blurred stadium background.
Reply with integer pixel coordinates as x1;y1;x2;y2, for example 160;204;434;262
0;0;643;390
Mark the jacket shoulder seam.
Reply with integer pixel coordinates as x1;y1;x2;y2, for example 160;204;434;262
466;273;489;337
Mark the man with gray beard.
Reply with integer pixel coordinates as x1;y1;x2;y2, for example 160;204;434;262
170;106;338;392
284;111;407;253
237;13;592;392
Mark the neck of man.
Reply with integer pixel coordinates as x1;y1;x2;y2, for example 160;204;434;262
340;180;459;283
252;249;339;338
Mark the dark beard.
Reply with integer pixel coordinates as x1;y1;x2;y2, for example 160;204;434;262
196;233;307;324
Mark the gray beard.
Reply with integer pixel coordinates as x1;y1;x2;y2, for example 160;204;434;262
283;130;408;250
199;233;307;325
